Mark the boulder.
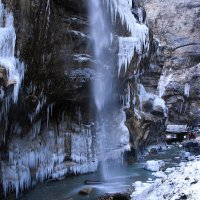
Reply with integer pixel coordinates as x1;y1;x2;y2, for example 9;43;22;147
144;160;165;172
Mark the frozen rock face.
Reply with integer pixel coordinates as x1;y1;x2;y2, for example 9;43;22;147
113;1;169;152
2;123;97;198
125;39;167;154
141;0;200;125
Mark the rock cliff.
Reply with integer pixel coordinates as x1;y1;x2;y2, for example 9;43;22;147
141;0;200;125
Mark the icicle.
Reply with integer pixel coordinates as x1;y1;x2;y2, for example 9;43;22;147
184;83;190;97
158;71;172;97
113;1;149;76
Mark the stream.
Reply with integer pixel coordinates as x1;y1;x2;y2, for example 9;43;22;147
19;145;185;200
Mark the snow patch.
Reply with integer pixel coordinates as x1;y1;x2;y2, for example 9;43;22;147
132;158;200;200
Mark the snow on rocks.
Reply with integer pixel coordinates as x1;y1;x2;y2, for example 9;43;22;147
164;167;175;173
144;160;165;172
132;158;200;200
143;143;168;156
180;151;191;160
152;171;167;179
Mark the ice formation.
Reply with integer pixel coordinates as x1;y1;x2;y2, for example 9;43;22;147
0;0;24;140
1;124;97;197
137;84;168;117
106;0;150;76
158;70;172;97
144;160;165;172
119;83;130;106
0;0;24;103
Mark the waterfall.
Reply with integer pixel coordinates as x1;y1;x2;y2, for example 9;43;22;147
88;0;130;180
88;0;113;111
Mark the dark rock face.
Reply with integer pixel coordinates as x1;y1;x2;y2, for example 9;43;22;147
1;0;92;135
56;0;87;15
97;192;131;200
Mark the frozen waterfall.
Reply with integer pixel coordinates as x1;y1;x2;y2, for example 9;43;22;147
0;0;24;103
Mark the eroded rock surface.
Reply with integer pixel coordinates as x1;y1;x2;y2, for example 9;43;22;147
142;0;200;125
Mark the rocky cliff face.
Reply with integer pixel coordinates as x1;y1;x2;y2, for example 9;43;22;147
141;0;200;125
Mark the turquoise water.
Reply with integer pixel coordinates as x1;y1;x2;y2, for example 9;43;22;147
19;146;183;200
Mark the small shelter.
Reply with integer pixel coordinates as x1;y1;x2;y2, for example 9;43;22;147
165;125;188;142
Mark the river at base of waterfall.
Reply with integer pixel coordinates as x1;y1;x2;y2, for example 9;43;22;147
18;144;185;200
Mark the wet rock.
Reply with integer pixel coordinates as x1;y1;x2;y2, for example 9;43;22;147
0;67;7;87
150;148;158;154
97;193;130;200
79;187;93;195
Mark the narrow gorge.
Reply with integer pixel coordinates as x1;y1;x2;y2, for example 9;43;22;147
0;0;199;199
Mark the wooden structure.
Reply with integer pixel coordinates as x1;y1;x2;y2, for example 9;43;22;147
165;125;188;142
